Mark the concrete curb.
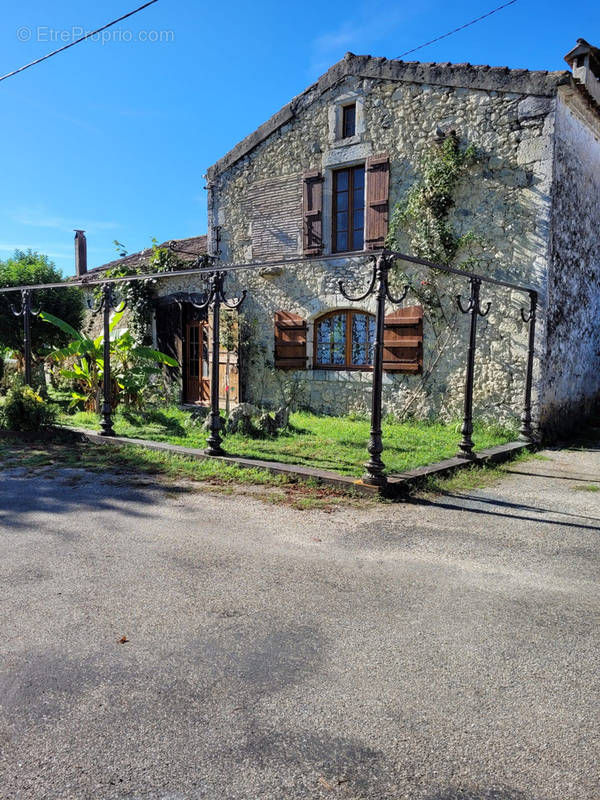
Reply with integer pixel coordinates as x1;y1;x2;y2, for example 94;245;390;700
60;426;531;499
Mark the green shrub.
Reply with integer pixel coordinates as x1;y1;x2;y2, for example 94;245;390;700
0;380;57;432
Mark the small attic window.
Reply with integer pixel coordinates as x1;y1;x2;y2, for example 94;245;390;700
576;55;585;68
342;104;356;138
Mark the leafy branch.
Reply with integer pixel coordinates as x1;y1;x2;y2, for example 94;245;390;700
97;239;203;344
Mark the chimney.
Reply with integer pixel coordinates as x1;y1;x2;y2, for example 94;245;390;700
564;38;600;106
74;229;87;277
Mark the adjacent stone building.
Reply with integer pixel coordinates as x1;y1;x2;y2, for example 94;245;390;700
90;39;600;437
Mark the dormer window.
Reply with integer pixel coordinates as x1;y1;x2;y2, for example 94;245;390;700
342;104;356;138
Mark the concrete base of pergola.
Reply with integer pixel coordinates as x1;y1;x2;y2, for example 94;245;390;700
61;427;530;499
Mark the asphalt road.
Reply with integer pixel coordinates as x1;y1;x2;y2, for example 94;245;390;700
0;443;598;800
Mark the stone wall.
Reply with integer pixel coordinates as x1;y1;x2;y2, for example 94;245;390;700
539;88;600;435
203;68;560;426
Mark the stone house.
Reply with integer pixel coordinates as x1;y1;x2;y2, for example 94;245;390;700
88;39;600;436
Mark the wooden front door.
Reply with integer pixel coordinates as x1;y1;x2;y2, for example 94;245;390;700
185;321;209;403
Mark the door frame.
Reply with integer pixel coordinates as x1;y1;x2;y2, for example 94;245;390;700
183;316;210;405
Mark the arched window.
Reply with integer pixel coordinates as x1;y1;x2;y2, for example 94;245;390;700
314;310;375;369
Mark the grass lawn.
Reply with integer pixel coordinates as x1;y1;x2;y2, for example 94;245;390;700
58;406;518;477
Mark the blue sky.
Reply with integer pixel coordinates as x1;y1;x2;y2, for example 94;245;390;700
1;0;598;275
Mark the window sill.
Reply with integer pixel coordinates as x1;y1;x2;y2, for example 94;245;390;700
313;365;373;372
329;133;364;148
330;248;367;256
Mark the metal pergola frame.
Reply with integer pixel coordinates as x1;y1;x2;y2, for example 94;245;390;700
0;247;539;486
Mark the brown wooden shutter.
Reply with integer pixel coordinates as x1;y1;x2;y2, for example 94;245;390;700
302;170;323;255
383;306;423;374
365;154;390;250
274;311;307;369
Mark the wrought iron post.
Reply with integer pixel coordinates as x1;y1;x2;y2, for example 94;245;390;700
519;290;538;443
339;253;408;486
189;271;246;456
88;284;126;437
456;277;491;458
11;289;40;386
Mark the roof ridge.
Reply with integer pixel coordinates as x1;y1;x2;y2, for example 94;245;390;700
206;53;571;180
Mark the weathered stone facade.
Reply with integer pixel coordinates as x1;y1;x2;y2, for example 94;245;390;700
195;52;598;434
540;87;600;433
89;49;599;437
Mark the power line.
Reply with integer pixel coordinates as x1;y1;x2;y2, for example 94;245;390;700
395;0;518;60
0;0;160;83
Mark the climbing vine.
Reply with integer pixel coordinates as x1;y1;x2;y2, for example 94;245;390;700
388;132;476;265
386;131;480;419
95;239;205;344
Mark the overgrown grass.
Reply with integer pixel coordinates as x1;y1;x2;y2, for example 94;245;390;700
417;451;551;496
58;406;518;477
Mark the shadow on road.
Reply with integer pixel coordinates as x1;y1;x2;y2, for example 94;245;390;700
412;493;600;532
0;471;171;531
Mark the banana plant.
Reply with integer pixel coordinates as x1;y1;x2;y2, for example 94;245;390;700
40;310;178;412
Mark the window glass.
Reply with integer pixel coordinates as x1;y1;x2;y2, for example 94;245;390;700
188;325;199;378
342;104;356;138
333;165;364;253
351;313;375;365
202;328;209;378
316;313;346;366
315;311;374;368
336;170;348;190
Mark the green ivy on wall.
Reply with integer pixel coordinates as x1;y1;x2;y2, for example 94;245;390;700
96;239;205;344
387;131;477;267
385;131;481;419
386;131;479;327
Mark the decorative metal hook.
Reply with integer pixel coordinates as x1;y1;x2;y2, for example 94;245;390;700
222;290;246;310
188;271;246;313
187;270;222;311
520;291;537;323
10;288;40;318
476;299;492;318
457;278;492;317
88;284;127;314
456;293;474;315
338;256;378;302
386;283;409;305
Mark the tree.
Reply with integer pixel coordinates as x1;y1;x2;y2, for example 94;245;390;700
0;250;85;359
